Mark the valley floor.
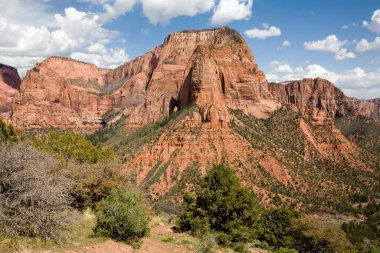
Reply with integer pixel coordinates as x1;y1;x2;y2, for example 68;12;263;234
7;216;267;253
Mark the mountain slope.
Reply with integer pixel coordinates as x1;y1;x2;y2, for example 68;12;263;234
4;27;380;214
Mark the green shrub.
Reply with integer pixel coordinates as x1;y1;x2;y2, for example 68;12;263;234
64;162;127;210
94;189;150;246
32;130;115;164
177;164;260;246
257;208;301;249
276;248;298;253
291;216;355;253
0;118;18;143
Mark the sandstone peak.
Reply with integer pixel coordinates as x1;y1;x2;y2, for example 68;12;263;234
7;27;380;130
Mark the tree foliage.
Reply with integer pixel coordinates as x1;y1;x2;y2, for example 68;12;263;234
257;208;300;249
177;164;260;246
291;216;355;253
32;130;115;164
65;162;128;210
0;118;18;143
94;189;150;246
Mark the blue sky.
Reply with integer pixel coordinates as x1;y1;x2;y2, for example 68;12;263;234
0;0;379;98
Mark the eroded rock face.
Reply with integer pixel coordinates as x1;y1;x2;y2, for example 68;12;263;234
0;64;21;116
269;78;380;124
11;51;159;130
10;27;279;130
9;27;379;130
349;98;380;120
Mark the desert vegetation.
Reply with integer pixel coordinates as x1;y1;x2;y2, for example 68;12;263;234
177;164;358;253
0;119;150;251
1;117;379;253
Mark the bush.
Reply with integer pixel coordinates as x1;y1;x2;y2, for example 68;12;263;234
177;164;260;246
94;189;150;246
291;216;355;253
65;162;128;210
257;208;300;249
0;143;73;240
32;130;115;164
0;118;18;143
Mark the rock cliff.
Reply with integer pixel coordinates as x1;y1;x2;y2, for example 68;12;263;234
0;64;21;116
10;27;379;131
269;78;380;124
11;27;280;130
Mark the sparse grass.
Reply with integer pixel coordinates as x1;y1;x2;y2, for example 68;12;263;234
161;236;175;243
0;209;104;253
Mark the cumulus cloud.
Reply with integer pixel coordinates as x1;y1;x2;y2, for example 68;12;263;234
245;23;281;39
100;0;136;23
71;47;129;69
84;0;253;25
282;40;290;47
266;61;380;99
363;9;380;34
304;35;346;52
356;37;380;52
269;61;293;73
304;35;355;60
335;48;356;60
210;0;253;25
140;0;215;25
0;3;129;75
0;56;44;77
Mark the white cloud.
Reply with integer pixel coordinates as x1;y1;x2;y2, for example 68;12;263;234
0;0;54;27
79;0;111;4
282;40;290;47
245;24;281;39
0;5;129;75
335;48;356;60
140;0;215;25
269;61;293;73
356;37;380;52
341;25;349;29
304;35;355;60
0;56;44;77
363;9;380;34
304;35;346;53
210;0;253;25
266;61;380;99
71;47;129;69
100;0;136;23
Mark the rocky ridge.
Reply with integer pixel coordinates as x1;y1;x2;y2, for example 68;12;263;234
10;27;281;130
269;78;380;124
7;27;380;131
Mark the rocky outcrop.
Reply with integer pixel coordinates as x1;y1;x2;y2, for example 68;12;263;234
8;27;379;130
0;64;21;116
349;98;380;120
11;27;279;130
269;78;380;124
11;50;159;130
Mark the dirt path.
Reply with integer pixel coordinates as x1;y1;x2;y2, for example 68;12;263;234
21;218;196;253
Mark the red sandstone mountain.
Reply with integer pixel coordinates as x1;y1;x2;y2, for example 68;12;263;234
8;27;379;131
269;79;380;124
11;27;281;130
2;27;379;211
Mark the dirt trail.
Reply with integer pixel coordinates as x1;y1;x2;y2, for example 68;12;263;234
18;217;267;253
